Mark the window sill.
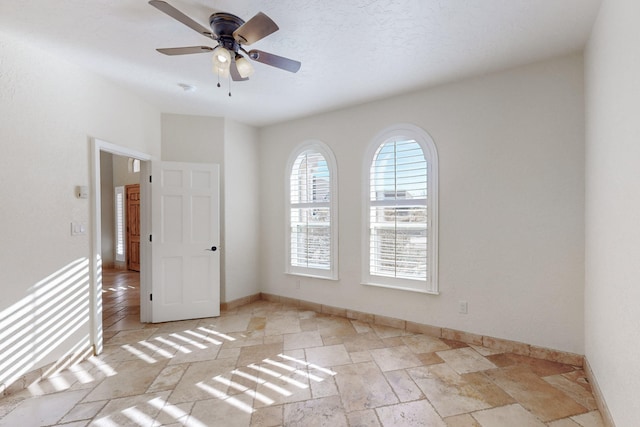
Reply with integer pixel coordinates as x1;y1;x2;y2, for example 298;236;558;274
361;281;439;295
286;272;339;281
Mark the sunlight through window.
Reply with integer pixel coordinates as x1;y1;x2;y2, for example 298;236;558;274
154;337;192;354
121;344;157;364
195;382;255;414
197;326;236;341
170;333;208;350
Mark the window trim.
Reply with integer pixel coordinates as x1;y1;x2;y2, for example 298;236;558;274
285;140;339;280
361;124;439;294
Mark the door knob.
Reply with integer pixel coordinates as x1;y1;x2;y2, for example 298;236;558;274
210;246;217;251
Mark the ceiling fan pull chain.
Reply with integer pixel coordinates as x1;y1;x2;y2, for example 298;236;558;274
228;74;232;97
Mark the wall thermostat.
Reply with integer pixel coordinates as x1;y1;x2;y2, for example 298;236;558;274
76;185;89;199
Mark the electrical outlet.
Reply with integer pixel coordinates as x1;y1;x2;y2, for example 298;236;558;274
459;301;468;314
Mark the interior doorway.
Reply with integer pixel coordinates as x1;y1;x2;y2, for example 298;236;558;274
125;184;141;272
90;138;151;355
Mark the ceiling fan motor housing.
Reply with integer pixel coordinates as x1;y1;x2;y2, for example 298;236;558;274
210;12;245;51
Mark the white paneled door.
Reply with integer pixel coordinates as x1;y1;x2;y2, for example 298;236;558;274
151;161;220;323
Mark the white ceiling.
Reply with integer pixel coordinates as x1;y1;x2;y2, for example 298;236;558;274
0;0;601;126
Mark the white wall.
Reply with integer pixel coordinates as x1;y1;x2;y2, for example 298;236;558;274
0;31;161;389
100;152;115;266
585;0;640;425
259;54;585;354
224;119;260;302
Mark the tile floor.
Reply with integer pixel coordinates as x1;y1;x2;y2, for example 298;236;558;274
0;270;605;427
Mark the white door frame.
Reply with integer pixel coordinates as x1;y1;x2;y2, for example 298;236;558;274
89;138;152;354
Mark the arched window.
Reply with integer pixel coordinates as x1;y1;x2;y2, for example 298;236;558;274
363;124;438;293
286;141;338;279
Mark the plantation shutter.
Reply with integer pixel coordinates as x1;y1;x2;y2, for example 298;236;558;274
290;151;331;270
369;139;428;280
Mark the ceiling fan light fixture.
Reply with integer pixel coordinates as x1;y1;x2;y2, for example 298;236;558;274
235;54;254;78
212;45;231;69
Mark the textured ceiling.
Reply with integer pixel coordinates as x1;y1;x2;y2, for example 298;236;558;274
0;0;602;126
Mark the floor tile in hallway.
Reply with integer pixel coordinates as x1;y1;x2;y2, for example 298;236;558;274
0;270;605;426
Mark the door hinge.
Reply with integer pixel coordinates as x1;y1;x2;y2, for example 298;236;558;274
149;234;152;242
150;293;153;301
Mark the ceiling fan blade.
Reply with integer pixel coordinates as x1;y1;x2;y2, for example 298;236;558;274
156;46;213;55
149;0;216;40
233;12;278;45
230;57;249;82
247;49;301;73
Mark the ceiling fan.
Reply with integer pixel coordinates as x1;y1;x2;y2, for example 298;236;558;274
149;0;301;82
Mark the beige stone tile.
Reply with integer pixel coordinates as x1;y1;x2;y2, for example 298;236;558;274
92;391;171;426
369;346;423;372
251;404;283;426
417;352;444;366
147;364;189;393
168;358;238;404
407;364;492;417
350;320;374;333
459;371;515;407
529;346;583;367
436;347;496;374
440;338;470;349
485;353;575;377
333;361;398;412
571;410;606;427
350;350;373;363
401;334;450;354
153;400;194;426
154;319;202;335
190;394;253;427
376;400;446;427
300;318;320;331
247;316;266;332
305;344;352;367
469;344;504;356
202;314;253;333
406;321;441;338
346;409;381;427
548;419;582;427
310;375;339;399
217;347;241;361
283;330;324;350
82;358;168;402
543;374;597;411
264;334;284;345
0;389;89;427
237;343;284;367
371;324;406;339
322;305;347;317
483;336;530;356
317;316;358;338
265;315;302;336
444;414;481;427
167;344;221;365
471;403;546;426
58;400;107;423
299;300;322;313
284;395;347;426
442;328;483;346
381;336;406;347
347;310;375;324
51;421;88;427
484;365;588;422
341;332;386;352
384;369;424;402
374;315;406;330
